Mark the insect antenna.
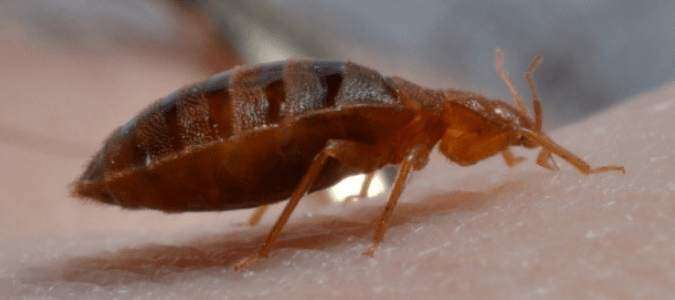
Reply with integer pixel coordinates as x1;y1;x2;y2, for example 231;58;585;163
522;54;560;168
496;49;558;169
495;48;531;120
526;55;543;132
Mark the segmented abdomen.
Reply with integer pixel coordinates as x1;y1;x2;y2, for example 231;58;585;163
80;60;402;183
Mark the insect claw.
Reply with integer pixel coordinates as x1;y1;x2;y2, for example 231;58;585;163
549;155;559;170
342;194;361;204
501;149;526;167
234;255;262;271
363;246;377;257
591;165;626;174
536;148;559;171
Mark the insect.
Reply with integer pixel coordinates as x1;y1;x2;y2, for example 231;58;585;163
71;49;625;271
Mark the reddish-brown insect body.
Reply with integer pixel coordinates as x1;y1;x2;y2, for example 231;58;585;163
71;50;624;270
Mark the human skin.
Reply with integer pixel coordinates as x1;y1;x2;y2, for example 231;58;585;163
1;34;674;299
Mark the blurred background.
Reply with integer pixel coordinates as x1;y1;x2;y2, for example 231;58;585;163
1;0;674;241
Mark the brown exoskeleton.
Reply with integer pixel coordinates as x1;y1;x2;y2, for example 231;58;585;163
71;49;624;271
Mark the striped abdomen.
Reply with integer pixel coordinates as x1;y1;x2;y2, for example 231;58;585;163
72;60;428;211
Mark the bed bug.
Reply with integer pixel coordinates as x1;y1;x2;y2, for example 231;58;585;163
70;49;625;271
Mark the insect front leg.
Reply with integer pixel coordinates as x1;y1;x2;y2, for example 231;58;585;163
234;139;387;271
535;148;559;171
500;149;525;167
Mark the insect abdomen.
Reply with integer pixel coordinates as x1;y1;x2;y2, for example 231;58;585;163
72;59;412;211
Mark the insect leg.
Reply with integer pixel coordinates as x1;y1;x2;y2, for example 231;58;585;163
364;144;431;257
234;140;386;271
501;149;525;167
535;148;559;171
250;172;377;226
247;205;269;226
252;172;378;227
234;145;332;270
343;172;375;203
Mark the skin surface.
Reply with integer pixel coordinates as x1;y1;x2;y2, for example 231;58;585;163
2;29;674;299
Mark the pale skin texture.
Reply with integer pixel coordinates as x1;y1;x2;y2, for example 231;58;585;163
2;31;675;299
